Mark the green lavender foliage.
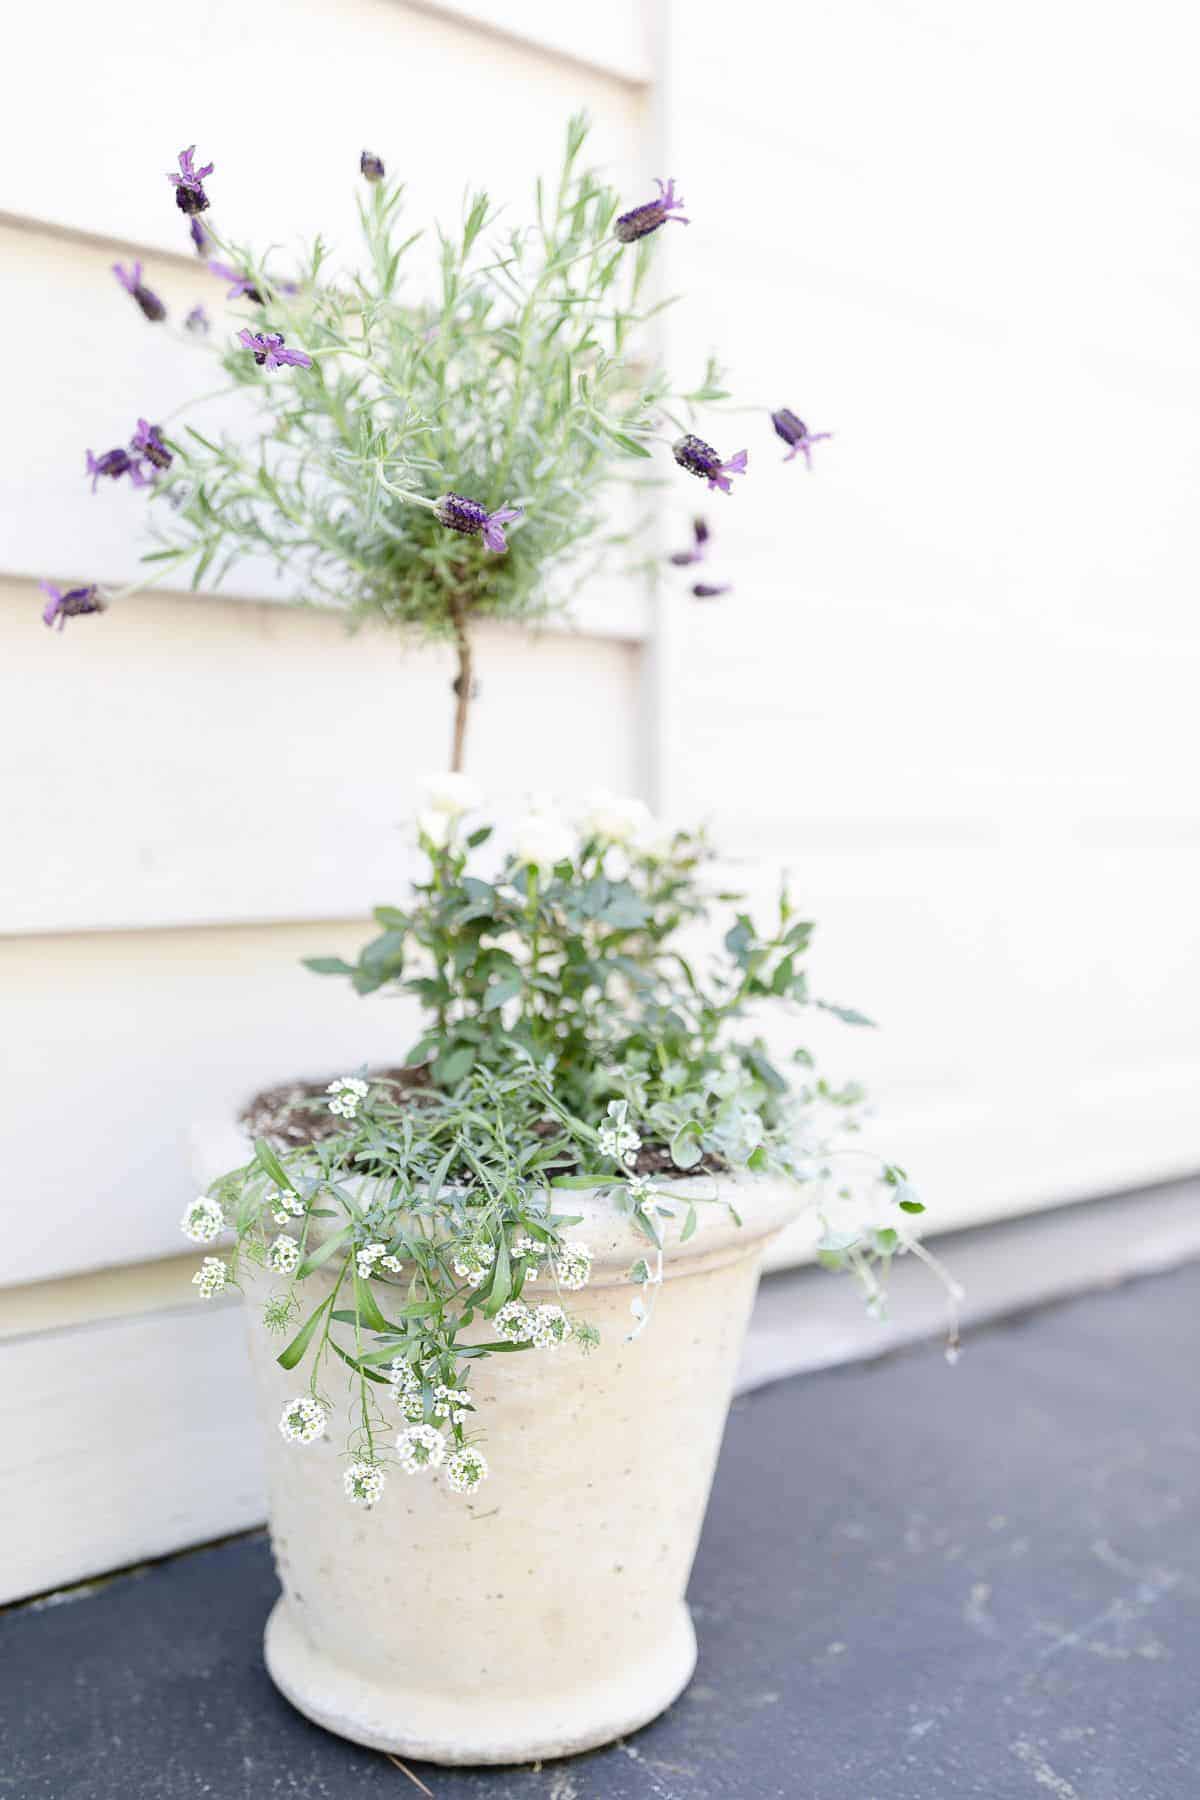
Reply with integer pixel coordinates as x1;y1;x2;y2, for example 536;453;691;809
148;115;727;634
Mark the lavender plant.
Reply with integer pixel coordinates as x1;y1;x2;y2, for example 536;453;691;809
47;121;832;763
186;782;955;1508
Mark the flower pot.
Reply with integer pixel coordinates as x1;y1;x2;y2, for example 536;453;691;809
195;1120;804;1766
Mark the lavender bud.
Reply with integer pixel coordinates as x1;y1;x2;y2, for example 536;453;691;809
209;261;265;305
672;435;748;495
40;582;106;630
185;304;210;334
189;216;209;256
360;150;386;182
771;408;833;468
615;177;689;243
691;583;731;599
169;145;213;216
433;493;523;554
113;262;166;323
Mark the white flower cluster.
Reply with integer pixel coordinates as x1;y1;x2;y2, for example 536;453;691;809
396;1422;445;1473
387;1358;426;1423
581;789;653;846
452;1239;495;1285
180;1195;224;1243
433;1383;473;1424
192;1256;228;1299
445;1447;489;1493
597;1114;641;1167
344;1461;386;1507
495;1298;570;1347
326;1075;368;1119
513;808;574;870
279;1396;326;1444
356;1241;402;1279
268;1188;305;1224
418;773;484;847
510;1235;541;1280
552;1243;593;1291
268;1234;300;1275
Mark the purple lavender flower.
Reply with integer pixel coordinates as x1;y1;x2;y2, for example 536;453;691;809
85;446;149;492
672;434;748;495
113;262;167;323
669;517;710;566
237;328;313;370
189;216;209;256
209;260;265;305
360;150;386;182
40;582;106;630
691;582;731;599
615;177;689;243
132;419;173;471
771;409;833;468
185;304;210;334
433;493;523;554
169;145;213;216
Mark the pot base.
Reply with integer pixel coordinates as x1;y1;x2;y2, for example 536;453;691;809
264;1595;699;1766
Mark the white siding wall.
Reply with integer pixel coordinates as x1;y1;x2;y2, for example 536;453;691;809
3;0;1199;1600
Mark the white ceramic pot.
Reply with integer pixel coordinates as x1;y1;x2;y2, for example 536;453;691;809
199;1122;802;1765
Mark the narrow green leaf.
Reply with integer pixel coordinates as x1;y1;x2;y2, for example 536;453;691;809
276;1292;333;1370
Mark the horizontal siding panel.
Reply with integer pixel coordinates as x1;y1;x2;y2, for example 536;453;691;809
0;0;644;259
1;581;642;934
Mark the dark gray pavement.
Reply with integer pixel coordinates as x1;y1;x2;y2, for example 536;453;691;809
3;1263;1198;1799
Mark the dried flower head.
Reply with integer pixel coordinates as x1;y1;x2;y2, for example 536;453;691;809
113;262;166;323
615;177;689;243
169;145;213;216
771;408;833;468
672;434;748;495
40;582;105;630
360;151;386;183
433;493;523;554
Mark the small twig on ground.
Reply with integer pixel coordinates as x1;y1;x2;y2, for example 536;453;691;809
387;1753;435;1796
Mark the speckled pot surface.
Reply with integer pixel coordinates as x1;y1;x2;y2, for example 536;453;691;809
231;1154;804;1765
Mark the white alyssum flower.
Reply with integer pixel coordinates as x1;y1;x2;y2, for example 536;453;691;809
552;1243;593;1292
356;1242;387;1279
268;1234;300;1275
396;1388;425;1423
396;1423;446;1473
513;811;574;870
495;1298;534;1343
326;1075;369;1119
445;1447;489;1493
452;1239;495;1285
386;1357;418;1390
279;1396;327;1445
181;1195;225;1243
379;1253;403;1273
344;1461;387;1507
423;771;483;817
433;1384;473;1423
597;1116;641;1166
192;1256;228;1299
530;1302;570;1348
626;1172;656;1207
582;789;654;845
511;1235;541;1279
269;1188;305;1224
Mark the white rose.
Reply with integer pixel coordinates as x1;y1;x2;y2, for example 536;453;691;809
417;808;451;848
582;789;654;844
422;772;483;817
513;813;575;869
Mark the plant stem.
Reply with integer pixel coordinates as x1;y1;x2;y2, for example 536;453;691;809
449;594;474;772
